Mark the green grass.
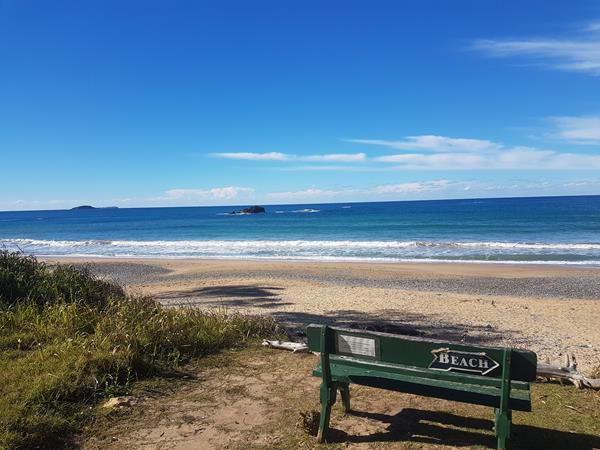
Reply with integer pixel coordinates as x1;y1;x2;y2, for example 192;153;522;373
0;251;279;449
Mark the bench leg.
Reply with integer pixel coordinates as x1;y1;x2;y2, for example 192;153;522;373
339;383;351;414
494;408;512;450
317;382;337;443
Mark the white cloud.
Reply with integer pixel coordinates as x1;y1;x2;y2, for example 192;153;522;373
268;180;463;201
213;152;288;161
217;134;600;170
471;21;600;75
375;152;486;167
588;22;600;32
548;116;600;144
213;152;366;162
264;178;600;203
345;136;500;152
163;186;255;200
346;134;600;170
278;165;368;171
0;199;75;211
266;188;353;200
303;153;366;162
372;180;453;194
379;148;600;170
213;152;367;162
5;177;600;211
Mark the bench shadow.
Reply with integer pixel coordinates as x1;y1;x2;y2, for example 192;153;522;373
155;284;293;309
271;310;511;346
327;408;600;450
155;285;534;347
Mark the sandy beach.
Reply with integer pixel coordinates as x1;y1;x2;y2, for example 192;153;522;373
44;258;600;374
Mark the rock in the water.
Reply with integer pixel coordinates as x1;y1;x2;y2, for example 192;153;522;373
239;205;266;214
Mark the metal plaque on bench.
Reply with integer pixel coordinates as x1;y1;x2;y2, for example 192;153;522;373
336;334;377;358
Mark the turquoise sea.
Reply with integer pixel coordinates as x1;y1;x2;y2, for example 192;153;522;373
1;196;599;265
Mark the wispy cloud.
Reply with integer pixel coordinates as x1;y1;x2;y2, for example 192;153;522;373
587;22;600;32
348;134;600;170
375;152;486;167
162;186;255;200
372;180;454;194
266;188;355;201
264;178;600;203
5;178;600;211
267;180;466;201
303;153;366;162
212;152;366;162
277;165;370;172
471;21;600;75
214;131;600;170
377;148;600;170
0;199;76;211
344;136;500;152
213;152;288;161
548;116;600;144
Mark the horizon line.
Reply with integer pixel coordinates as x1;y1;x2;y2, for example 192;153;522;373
2;193;599;213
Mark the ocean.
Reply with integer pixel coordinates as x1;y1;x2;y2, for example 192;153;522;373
1;196;600;265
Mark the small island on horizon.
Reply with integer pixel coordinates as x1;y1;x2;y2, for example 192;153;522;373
71;205;119;210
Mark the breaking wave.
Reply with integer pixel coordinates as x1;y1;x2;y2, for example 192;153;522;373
2;238;600;265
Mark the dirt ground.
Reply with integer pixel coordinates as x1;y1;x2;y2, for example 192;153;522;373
81;346;600;450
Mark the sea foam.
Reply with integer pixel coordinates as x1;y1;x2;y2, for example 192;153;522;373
3;238;600;265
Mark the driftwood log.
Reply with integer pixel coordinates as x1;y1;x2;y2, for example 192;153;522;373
537;354;600;389
262;339;309;353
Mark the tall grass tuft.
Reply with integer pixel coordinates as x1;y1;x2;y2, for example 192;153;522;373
0;251;279;449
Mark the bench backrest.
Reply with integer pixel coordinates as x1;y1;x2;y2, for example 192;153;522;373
307;324;537;382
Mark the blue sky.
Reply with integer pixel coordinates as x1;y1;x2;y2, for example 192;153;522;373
1;0;600;210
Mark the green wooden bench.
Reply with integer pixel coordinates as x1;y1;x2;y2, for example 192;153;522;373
307;324;537;449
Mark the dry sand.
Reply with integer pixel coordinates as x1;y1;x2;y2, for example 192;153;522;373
46;258;600;373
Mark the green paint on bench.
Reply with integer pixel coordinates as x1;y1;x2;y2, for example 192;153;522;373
307;324;537;449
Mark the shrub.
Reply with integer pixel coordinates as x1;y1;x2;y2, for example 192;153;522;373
0;250;124;307
0;251;279;449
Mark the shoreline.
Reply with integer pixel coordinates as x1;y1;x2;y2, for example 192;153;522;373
40;255;600;270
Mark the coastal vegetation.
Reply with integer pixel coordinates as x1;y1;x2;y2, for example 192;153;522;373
0;251;278;449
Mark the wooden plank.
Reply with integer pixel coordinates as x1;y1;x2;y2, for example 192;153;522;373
307;324;537;382
314;356;531;391
313;362;532;411
314;362;531;403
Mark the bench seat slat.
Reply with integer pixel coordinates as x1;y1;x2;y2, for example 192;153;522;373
326;355;531;391
313;363;532;412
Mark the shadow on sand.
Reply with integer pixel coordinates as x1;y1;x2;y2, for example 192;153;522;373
156;284;294;309
271;309;516;346
155;283;527;346
326;408;600;450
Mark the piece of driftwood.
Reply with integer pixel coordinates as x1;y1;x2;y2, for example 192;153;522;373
262;339;309;353
537;354;600;389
